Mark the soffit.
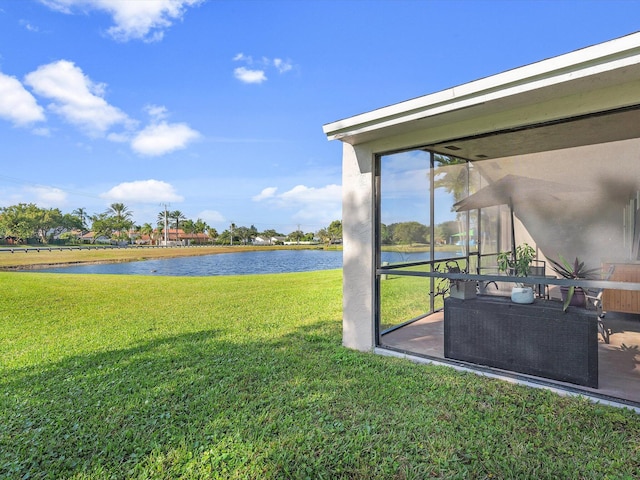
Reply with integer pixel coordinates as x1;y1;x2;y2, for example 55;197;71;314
426;105;640;161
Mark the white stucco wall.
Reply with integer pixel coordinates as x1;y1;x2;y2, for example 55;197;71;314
341;143;376;351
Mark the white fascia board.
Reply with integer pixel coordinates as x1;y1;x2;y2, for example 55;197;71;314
323;32;640;143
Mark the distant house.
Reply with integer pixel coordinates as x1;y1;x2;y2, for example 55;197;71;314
158;228;210;245
81;232;110;244
253;236;285;245
136;234;152;245
164;228;184;241
46;228;83;242
180;232;210;245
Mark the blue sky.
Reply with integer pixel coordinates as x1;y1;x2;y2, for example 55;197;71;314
1;0;640;234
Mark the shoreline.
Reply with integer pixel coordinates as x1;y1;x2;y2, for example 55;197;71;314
0;243;459;271
0;244;333;271
0;258;154;271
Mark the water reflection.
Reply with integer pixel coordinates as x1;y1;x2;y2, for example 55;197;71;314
35;250;341;276
32;250;457;276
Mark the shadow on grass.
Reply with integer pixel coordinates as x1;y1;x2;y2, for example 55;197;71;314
2;319;640;479
1;320;354;478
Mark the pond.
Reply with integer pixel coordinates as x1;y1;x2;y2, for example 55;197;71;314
33;249;459;276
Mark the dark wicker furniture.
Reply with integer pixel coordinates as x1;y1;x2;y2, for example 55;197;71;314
444;296;598;388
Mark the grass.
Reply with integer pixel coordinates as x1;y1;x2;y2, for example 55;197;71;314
379;260;467;330
1;269;639;479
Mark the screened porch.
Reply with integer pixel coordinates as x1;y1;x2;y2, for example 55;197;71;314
375;131;640;407
324;32;640;408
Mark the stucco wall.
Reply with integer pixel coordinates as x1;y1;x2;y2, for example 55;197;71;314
341;143;375;351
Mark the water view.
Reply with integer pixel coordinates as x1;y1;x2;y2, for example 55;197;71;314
33;249;458;276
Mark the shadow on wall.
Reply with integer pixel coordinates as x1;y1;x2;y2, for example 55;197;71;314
488;142;640;267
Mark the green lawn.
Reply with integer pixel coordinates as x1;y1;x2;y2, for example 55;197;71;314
1;270;639;479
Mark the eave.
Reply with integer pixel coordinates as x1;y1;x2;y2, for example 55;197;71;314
323;31;640;154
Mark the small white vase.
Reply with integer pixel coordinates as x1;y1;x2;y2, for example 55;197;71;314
511;286;534;304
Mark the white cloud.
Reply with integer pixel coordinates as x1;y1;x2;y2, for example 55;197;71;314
273;58;292;73
25;186;68;207
254;184;342;206
40;0;203;42
232;53;294;84
101;179;184;203
232;53;250;62
252;187;278;201
24;60;132;136
197;209;226;225
253;184;342;226
144;104;168;121
131;121;200;156
19;20;40;32
12;61;200;156
234;67;267;85
0;71;46;126
279;184;342;205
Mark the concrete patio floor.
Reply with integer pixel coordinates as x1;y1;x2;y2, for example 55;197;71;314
380;306;640;405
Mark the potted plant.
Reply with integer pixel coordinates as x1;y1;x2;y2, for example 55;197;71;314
497;243;536;304
548;254;599;311
442;260;476;300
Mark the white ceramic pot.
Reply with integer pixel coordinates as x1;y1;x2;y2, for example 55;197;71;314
511;286;535;304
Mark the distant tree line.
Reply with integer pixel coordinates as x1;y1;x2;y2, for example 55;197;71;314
0;202;342;247
381;220;460;246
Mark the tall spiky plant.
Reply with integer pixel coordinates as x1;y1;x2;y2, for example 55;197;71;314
548;254;600;311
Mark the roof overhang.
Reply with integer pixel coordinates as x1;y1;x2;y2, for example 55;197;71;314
323;32;640;158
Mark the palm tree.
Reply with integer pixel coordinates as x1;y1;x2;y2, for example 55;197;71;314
169;210;186;240
433;154;469;202
181;219;195;234
229;222;236;246
106;203;133;240
157;210;167;228
140;223;154;244
72;207;88;234
157;210;169;243
193;218;208;234
107;203;132;221
154;224;165;245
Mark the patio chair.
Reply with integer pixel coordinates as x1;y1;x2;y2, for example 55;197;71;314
584;264;616;344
